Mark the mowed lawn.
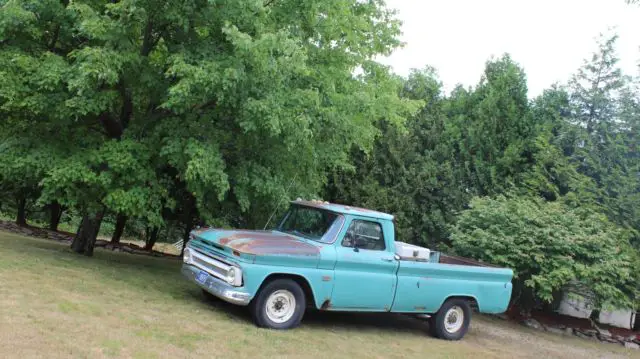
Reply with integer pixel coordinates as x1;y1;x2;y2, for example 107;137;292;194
0;231;635;359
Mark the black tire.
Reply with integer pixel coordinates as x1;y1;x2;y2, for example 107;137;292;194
429;298;471;340
250;278;306;330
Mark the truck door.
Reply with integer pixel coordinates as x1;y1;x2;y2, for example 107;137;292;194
330;218;398;311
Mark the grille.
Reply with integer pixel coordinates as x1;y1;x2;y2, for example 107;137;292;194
190;249;231;281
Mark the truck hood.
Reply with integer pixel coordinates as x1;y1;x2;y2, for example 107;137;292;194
194;229;321;260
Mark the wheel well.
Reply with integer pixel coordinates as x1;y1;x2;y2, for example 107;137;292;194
445;296;479;312
260;273;316;307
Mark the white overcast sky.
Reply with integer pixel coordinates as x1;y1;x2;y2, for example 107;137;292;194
378;0;640;97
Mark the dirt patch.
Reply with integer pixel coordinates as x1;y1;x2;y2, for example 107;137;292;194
0;220;73;242
472;316;631;359
529;311;637;339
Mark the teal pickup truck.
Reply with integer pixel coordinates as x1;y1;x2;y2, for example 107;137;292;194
182;200;513;340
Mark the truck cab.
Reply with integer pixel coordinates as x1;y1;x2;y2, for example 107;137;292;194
181;200;513;340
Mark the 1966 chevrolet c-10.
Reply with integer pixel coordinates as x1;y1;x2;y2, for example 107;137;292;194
182;200;513;340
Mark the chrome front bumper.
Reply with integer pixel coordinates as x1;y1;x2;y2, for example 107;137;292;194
182;264;252;306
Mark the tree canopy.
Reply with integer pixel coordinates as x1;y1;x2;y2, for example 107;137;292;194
0;0;417;255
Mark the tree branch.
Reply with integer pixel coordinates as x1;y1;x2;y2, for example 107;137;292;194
191;100;217;112
98;112;124;139
140;19;154;57
48;25;61;50
118;80;133;131
47;0;69;51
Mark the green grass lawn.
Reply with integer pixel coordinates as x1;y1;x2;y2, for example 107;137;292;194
0;230;635;359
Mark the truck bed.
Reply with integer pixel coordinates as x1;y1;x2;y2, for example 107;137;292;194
431;251;500;268
395;241;498;268
392;244;513;314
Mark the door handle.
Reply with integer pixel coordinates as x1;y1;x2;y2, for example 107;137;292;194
381;257;394;262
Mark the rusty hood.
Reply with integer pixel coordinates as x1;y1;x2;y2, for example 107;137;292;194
194;229;321;263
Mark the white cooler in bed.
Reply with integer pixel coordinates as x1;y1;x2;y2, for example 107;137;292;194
395;241;431;261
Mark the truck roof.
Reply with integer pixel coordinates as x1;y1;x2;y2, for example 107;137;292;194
292;200;394;221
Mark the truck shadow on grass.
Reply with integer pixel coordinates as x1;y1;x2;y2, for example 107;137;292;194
190;290;431;336
303;310;432;336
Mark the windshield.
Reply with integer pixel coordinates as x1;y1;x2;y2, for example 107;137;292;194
277;205;340;242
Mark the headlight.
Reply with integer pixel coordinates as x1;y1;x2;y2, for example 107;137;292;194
226;267;242;287
183;248;191;264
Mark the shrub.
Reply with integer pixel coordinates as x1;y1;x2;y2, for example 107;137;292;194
450;195;638;311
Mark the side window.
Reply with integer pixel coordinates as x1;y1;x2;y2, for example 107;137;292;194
342;220;385;251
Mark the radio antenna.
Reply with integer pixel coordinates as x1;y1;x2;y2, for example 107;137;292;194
263;174;297;230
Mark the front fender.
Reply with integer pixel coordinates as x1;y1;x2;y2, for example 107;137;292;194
241;263;334;309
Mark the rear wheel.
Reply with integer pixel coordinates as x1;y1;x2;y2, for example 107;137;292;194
429;299;471;340
250;279;306;329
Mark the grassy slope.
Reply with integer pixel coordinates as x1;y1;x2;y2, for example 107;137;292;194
0;231;634;359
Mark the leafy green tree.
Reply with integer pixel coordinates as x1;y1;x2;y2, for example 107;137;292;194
326;68;465;246
449;54;534;196
0;0;78;227
329;56;538;246
0;141;51;226
521;86;600;205
612;83;640;245
569;34;625;136
565;33;639;243
1;0;414;256
451;195;638;312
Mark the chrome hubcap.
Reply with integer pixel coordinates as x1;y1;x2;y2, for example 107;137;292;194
444;306;464;333
265;290;296;324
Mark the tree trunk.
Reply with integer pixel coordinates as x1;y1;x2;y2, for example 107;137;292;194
71;215;90;253
71;208;105;256
181;195;196;255
72;217;84;244
110;213;128;244
144;227;159;251
49;202;63;231
16;196;27;227
590;309;601;325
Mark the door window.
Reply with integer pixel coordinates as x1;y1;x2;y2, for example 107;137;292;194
342;220;385;251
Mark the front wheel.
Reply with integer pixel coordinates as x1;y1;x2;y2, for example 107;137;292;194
250;279;306;329
429;299;471;340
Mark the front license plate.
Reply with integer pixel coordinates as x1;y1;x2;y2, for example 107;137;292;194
195;270;209;284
